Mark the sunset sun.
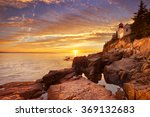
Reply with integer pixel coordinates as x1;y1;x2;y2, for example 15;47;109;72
73;50;79;57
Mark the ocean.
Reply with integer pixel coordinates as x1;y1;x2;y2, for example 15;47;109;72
0;53;72;85
0;53;120;93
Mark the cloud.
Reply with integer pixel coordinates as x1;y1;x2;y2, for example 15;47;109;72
0;20;112;52
41;0;62;4
107;0;118;5
0;0;31;8
0;0;64;8
8;0;59;8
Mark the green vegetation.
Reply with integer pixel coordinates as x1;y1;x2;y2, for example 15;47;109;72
131;0;150;40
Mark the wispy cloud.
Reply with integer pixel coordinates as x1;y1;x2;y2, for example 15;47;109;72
0;0;64;8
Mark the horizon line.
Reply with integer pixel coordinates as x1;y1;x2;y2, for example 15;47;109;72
0;52;65;54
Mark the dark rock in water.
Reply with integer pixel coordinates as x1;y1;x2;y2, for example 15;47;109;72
103;58;142;85
42;68;74;90
0;82;43;100
48;77;116;100
72;56;89;75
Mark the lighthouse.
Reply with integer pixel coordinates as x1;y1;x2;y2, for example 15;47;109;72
117;23;131;39
117;23;124;39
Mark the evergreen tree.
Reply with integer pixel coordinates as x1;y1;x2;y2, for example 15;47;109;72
131;0;149;39
143;9;150;37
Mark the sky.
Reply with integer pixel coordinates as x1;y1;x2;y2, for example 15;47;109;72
0;0;150;54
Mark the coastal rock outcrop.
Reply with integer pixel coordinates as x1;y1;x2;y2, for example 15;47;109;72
42;67;116;100
72;50;124;83
0;82;43;100
48;77;116;100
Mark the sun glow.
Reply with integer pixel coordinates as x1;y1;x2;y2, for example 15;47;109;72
73;50;79;57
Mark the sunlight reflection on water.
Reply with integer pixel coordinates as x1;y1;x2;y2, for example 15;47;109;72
98;74;121;94
0;53;72;85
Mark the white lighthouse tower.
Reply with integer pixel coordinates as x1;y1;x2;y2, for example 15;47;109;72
117;23;124;39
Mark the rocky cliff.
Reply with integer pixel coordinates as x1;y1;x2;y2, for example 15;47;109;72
104;37;150;58
103;37;150;99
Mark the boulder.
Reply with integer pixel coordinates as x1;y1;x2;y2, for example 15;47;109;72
48;77;116;100
72;56;89;75
0;82;43;100
103;58;142;85
42;68;74;90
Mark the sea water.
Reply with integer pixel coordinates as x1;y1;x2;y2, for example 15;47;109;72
0;53;72;85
